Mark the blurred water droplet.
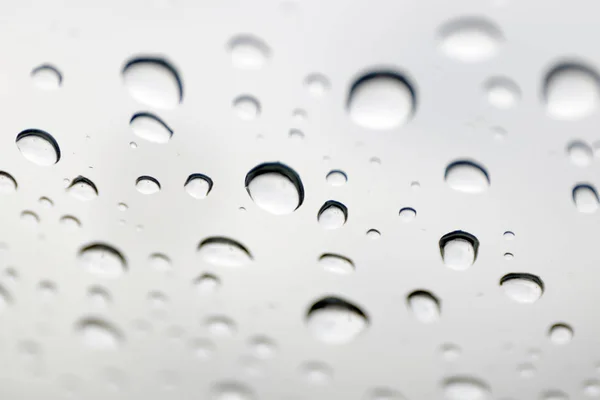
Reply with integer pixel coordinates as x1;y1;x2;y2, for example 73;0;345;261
408;290;441;323
365;388;407;400
399;207;416;222
185;174;213;199
68;176;98;201
301;362;333;385
0;172;17;194
205;316;236;337
485;77;520;109
305;73;330;96
544;63;600;120
292;108;307;121
38;281;56;303
248;336;276;358
79;243;127;278
517;363;536;379
542;390;568;400
366;229;381;239
0;286;12;312
573;184;599;213
195;274;220;294
326;170;347;186
229;35;270;69
77;318;123;350
445;160;490;193
318;201;348;229
211;382;254;400
439;231;479;271
148;291;168;315
198;237;252;267
122;57;182;109
38;196;53;208
500;273;544;303
20;210;39;227
307;297;368;344
319;254;355;274
549;323;573;345
191;338;215;359
233;96;260;120
136;176;161;194
440;343;461;361
88;286;111;309
492;126;507;141
567;141;593;166
443;377;491;400
117;202;128;211
129;141;138;149
130;113;173;144
438;17;503;62
410;181;421;190
16;129;60;166
370;157;381;166
503;231;515;240
60;215;80;230
583;380;600;397
31;65;62;90
288;129;305;141
245;162;304;214
149;253;171;272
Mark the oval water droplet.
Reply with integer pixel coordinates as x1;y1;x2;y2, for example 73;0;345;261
439;231;479;271
301;361;333;385
440;343;461;361
583;380;600;397
67;176;98;201
136;176;161;194
149;253;171;272
438;17;503;62
122;57;182;109
229;35;270;70
443;377;492;400
248;336;277;358
38;281;57;304
88;286;111;309
366;229;381;239
503;231;515;240
399;207;416;222
77;318;123;350
191;338;215;359
60;215;80;230
544;63;600;120
31;65;62;90
306;297;368;344
317;201;348;229
319;254;355;274
500;273;544;303
347;71;416;130
305;73;330;96
407;290;441;323
16;129;60;166
542;390;569;400
20;210;39;227
445;160;490;193
485;77;520;109
205;316;236;337
233;96;260;120
195;273;220;294
326;170;347;186
198;237;252;267
0;172;17;194
130;113;173;144
517;363;536;379
211;382;254;400
567;141;593;166
245;162;304;215
78;243;127;278
365;388;407;400
573;184;599;213
185;174;213;199
549;323;573;345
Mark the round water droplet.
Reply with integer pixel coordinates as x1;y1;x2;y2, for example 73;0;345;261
129;141;138;149
319;254;355;275
438;17;503;62
228;35;270;69
77;318;123;350
305;73;330;96
318;201;348;229
78;243;127;278
211;382;254;400
439;231;479;271
38;197;53;208
503;231;515;240
130;113;173;144
573;184;599;213
306;297;368;344
185;174;213;199
326;170;347;186
122;57;182;109
198;237;252;267
366;229;381;239
583;380;600;397
292;108;307;121
60;215;80;230
500;273;544;303
542;390;569;400
195;274;220;294
136;176;161;194
117;202;128;211
445;160;490;193
191;338;215;359
300;362;333;385
567;141;593;166
399;207;416;222
205;316;236;337
549;323;573;345
248;336;276;358
0;172;16;196
148;291;168;315
67;176;98;201
233;96;260;120
88;286;111;309
365;388;407;400
517;363;536;379
407;290;441;323
347;71;416;130
544;63;600;120
38;281;56;303
149;253;171;272
16;129;60;166
245;162;304;215
485;77;520;109
440;343;461;361
20;211;39;227
443;377;491;400
288;129;305;141
31;65;62;90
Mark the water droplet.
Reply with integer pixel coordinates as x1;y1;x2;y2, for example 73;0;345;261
129;141;138;149
492;126;507;141
326;170;347;186
288;129;305;141
347;71;416;129
15;129;60;166
122;57;182;109
67;176;98;201
549;323;573;345
0;286;12;312
37;197;53;208
305;73;330;96
198;237;252;267
136;176;161;194
365;388;407;400
306;297;368;344
443;377;492;400
248;336;276;358
370;157;382;166
445;160;490;193
38;281;56;303
78;243;127;278
31;65;62;90
190;338;215;359
485;77;520;109
517;363;536;379
185;174;213;199
117;202;128;211
88;286;111;309
500;273;544;303
149;253;171;272
77;318;123;350
399;207;416;222
292;108;307;121
245;162;304;214
205;316;236;337
233;96;260;120
573;184;599;213
317;201;348;229
20;210;39;227
542;390;569;400
407;290;441;323
130;113;173;144
567;141;593;166
211;382;254;400
438;17;503;62
148;291;168;315
544;63;600;120
503;231;515;240
228;35;270;69
366;229;381;239
410;181;421;190
440;343;461;361
439;231;479;271
60;215;80;230
583;380;600;397
195;274;220;294
319;254;355;274
301;361;333;385
0;172;16;196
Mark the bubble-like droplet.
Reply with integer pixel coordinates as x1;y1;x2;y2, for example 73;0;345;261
326;170;347;186
439;231;479;271
233;96;260;120
229;35;270;70
407;290;441;323
20;211;39;227
503;231;515;240
117;202;128;211
573;184;599;213
583;380;600;397
440;343;461;362
567;141;593;167
541;390;569;400
16;129;60;166
485;77;521;109
31;65;62;90
399;207;416;222
248;336;277;358
292;108;307;121
544;63;600;121
306;297;368;344
319;254;355;275
198;237;252;267
78;243;127;278
438;17;503;62
0;172;17;194
77;318;123;350
347;71;416;130
195;274;220;294
318;201;348;229
185;174;213;199
500;273;544;303
68;176;98;201
549;323;573;345
445;160;490;193
517;363;536;379
136;176;161;194
130;113;173;144
149;253;171;272
122;57;182;109
305;73;330;96
365;388;407;400
0;286;12;312
60;215;80;230
205;316;236;337
301;361;333;385
211;382;254;400
245;162;304;215
366;229;381;239
443;377;492;400
88;286;111;309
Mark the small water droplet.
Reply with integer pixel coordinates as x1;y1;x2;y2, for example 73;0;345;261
122;57;182;109
130;112;173;144
77;318;123;350
185;174;213;199
60;215;80;230
492;126;507;141
233;96;260;120
129;141;138;149
149;253;171;272
31;65;62;90
245;162;304;215
445;160;490;193
440;343;461;361
67;176;98;201
292;108;307;121
503;231;515;240
195;274;220;294
117;202;128;211
88;286;111;309
319;254;355;274
500;273;544;303
16;129;60;166
485;77;520;109
205;316;236;337
198;237;252;267
504;252;514;260
573;184;599;213
567;141;593;166
410;181;421;190
37;281;56;303
399;207;416;222
583;380;600;397
549;323;573;345
407;290;441;323
20;210;39;227
305;73;330;96
211;382;254;400
366;229;381;239
544;63;600;120
148;291;168;315
443;377;491;400
438;17;503;62
37;197;53;208
288;129;305;141
0;172;16;194
228;35;270;69
248;336;276;358
299;361;332;385
136;176;161;194
306;297;368;344
326;170;347;186
317;201;348;229
365;388;407;400
439;231;479;271
78;243;127;278
370;157;382;166
517;363;536;379
541;390;569;400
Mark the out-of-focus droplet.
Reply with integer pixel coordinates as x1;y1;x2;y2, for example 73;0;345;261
440;343;461;361
305;73;330;96
288;129;305;141
185;174;213;199
544;63;600;120
407;290;441;323
117;202;128;211
0;286;12;312
445;160;490;193
583;380;600;397
229;35;270;70
399;207;416;222
0;172;17;194
248;336;277;358
326;170;347;186
31;65;62;90
149;253;171;272
438;17;503;62
88;286;111;309
129;141;138;149
130;113;173;144
122;57;182;109
205;316;236;337
439;231;479;271
38;197;53;208
20;211;39;227
60;215;80;230
306;297;368;344
77;318;123;350
78;243;127;278
319;254;355;274
549;323;573;345
191;338;215;359
567;141;593;166
292;108;307;121
443;377;492;400
245;162;304;215
16;129;60;166
517;363;536;379
485;77;520;109
318;201;348;229
195;274;220;294
211;382;254;400
365;388;407;400
198;237;252;267
136;176;161;194
68;176;98;201
541;390;569;400
233;96;260;120
366;229;381;239
301;362;333;385
148;291;168;315
37;281;56;304
500;273;544;303
573;184;599;213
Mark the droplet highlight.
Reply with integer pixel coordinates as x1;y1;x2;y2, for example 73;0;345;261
245;162;304;215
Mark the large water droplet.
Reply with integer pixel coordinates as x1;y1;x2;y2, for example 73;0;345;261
500;273;544;303
16;129;60;166
77;318;123;350
233;96;260;120
445;160;490;193
245;162;304;215
31;65;62;90
195;273;220;294
485;77;520;109
136;176;161;194
130;113;173;144
443;377;492;400
439;231;479;271
317;201;348;229
185;174;213;199
549;323;573;345
407;290;441;323
319;254;355;274
438;17;503;62
567;141;593;166
306;297;368;344
399;207;416;222
544;63;600;120
197;237;252;267
211;382;254;400
122;57;182;109
573;184;599;213
0;172;17;194
78;243;127;278
67;176;98;201
229;35;270;69
347;71;416;130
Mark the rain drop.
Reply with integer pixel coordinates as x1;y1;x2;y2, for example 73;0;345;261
233;96;260;120
544;63;600;120
567;141;593;167
191;338;215;359
503;231;515;240
326;170;347;186
288;129;305;141
149;253;171;272
136;176;161;194
117;202;128;211
185;174;213;199
541;390;569;400
445;160;490;193
248;336;277;358
211;382;254;400
197;237;252;267
306;297;368;344
440;343;461;361
205;316;236;337
366;229;381;239
228;35;270;70
130;113;173;144
67;176;98;201
319;254;355;274
407;290;441;323
443;377;492;400
88;286;111;309
399;207;416;222
305;73;330;96
318;201;348;229
60;215;81;230
77;318;123;350
301;362;333;385
583;380;600;397
78;243;127;278
439;231;479;271
245;162;304;215
38;197;53;208
438;17;503;62
20;211;39;227
122;57;182;109
16;129;60;166
517;363;536;379
195;274;220;294
573;184;599;213
31;65;62;90
549;323;573;345
485;77;520;109
0;172;17;194
500;273;544;303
